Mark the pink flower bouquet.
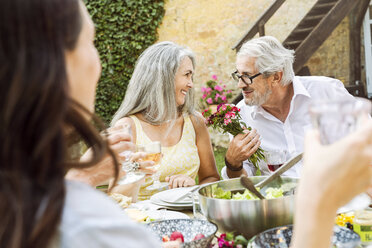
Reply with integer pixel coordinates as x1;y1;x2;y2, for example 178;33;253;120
202;103;265;170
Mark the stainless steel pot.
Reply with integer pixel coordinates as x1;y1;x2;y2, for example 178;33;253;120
198;176;298;239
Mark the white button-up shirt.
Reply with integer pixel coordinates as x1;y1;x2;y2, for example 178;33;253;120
221;76;354;178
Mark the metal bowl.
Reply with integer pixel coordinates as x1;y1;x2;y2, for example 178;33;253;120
198;176;298;239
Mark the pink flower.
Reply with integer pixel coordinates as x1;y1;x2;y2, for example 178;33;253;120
202;94;207;99
227;90;232;93
202;109;209;116
224;118;232;125
225;113;231;119
201;87;207;93
214;85;223;92
206;98;213;104
221;104;227;111
217;234;234;248
215;93;221;101
212;75;218;80
221;95;227;101
206;87;212;94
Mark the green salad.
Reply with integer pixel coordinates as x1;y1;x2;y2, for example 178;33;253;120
211;182;296;200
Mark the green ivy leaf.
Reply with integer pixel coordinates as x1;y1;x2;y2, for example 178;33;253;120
86;0;165;123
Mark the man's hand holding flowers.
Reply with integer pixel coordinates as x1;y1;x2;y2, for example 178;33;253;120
225;128;261;173
202;104;265;176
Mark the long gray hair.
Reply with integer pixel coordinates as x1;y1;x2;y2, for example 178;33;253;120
111;41;196;125
237;36;295;85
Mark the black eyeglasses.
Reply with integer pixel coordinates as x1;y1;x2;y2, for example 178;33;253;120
231;71;261;85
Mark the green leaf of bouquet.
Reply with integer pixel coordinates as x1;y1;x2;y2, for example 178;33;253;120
234;235;248;246
225;232;234;241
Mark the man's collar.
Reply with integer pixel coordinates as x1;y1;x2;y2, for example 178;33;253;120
250;76;310;120
250;105;259;119
292;76;311;99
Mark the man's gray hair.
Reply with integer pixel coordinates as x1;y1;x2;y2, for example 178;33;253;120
111;41;196;126
237;36;295;85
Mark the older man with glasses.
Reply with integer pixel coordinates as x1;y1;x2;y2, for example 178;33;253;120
222;36;354;179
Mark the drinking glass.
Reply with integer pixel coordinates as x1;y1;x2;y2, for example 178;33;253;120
192;190;206;220
138;141;168;191
309;97;371;144
264;150;288;172
117;125;145;186
309;97;372;211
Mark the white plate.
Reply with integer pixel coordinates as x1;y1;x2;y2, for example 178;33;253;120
146;210;189;221
151;192;193;210
154;187;196;205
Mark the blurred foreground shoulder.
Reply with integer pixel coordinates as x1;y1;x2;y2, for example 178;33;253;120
52;181;160;248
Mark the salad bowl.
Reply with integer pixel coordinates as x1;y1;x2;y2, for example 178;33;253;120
198;176;298;239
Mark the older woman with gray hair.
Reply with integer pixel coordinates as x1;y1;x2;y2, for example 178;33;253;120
112;41;220;200
222;36;354;179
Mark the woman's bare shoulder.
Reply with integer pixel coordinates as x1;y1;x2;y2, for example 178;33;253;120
189;112;207;133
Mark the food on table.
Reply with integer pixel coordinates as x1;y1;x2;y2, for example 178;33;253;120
162;235;170;242
124;208;148;222
335;212;354;228
211;182;296;200
192;233;205;241
170;231;184;243
162;231;206;244
109;193;132;208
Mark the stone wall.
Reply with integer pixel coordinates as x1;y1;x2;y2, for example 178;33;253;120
157;0;353;87
156;0;355;147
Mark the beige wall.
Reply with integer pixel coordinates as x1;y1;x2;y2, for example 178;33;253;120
157;0;352;99
305;17;350;83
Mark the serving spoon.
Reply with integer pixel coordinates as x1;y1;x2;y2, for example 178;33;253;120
240;152;303;200
240;175;265;199
255;152;303;189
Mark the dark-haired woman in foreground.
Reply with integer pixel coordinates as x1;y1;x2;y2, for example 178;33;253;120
0;0;161;247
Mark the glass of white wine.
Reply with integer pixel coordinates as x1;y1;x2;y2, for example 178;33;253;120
137;141;168;191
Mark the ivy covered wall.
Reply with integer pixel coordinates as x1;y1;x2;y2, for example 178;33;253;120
85;0;165;123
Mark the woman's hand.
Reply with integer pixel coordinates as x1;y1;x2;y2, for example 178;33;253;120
129;152;156;175
165;174;195;189
291;121;372;248
66;125;134;187
300;123;372;209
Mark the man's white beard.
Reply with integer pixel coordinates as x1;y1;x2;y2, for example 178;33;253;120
244;88;272;106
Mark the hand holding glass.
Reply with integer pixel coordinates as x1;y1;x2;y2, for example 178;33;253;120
309;97;372;211
117;125;145;186
137;141;168;191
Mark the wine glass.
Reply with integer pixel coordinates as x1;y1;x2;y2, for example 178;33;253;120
137;141;168;191
264;150;288;172
309;97;372;211
117;125;145;186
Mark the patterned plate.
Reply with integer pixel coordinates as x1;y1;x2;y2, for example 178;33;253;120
247;225;360;248
146;219;217;248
